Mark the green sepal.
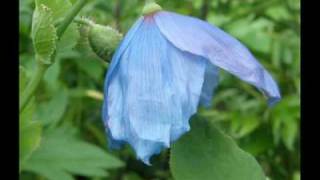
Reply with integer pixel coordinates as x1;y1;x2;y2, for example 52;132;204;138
87;23;122;61
31;4;57;64
142;0;162;15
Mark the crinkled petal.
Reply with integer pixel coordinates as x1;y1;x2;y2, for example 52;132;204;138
102;18;143;149
102;17;143;124
103;16;209;164
154;11;281;106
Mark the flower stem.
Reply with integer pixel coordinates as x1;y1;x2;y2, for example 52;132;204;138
20;61;49;112
57;0;88;38
20;0;88;112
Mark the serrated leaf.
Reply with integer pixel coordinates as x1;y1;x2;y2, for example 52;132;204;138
23;127;124;180
170;117;265;180
31;4;57;63
35;0;72;23
34;0;80;54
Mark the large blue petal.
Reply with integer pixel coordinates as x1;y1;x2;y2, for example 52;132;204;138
102;18;143;148
104;16;210;164
154;11;281;106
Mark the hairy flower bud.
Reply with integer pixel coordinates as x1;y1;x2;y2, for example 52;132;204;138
88;24;122;61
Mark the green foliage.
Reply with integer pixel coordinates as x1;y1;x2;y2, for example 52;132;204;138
34;89;69;126
20;67;43;170
23;127;123;180
171;117;265;180
31;4;57;63
20;99;42;171
20;0;300;179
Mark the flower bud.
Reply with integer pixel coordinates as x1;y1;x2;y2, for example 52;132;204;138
88;24;122;61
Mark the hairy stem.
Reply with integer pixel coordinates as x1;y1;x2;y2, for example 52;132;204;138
57;0;88;38
20;0;88;112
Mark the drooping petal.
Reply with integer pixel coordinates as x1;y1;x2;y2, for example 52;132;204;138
102;18;143;149
154;11;281;106
103;16;210;164
102;17;143;123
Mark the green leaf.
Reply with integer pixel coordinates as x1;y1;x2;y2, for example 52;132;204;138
35;89;69;126
239;127;274;156
31;4;57;63
271;96;299;150
226;18;272;53
57;23;80;54
43;58;61;91
73;57;104;82
170;117;266;180
23;127;124;180
20;99;42;170
35;0;80;54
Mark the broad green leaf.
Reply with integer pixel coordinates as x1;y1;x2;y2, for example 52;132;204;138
20;99;42;170
31;4;57;63
170;117;265;180
23;127;124;180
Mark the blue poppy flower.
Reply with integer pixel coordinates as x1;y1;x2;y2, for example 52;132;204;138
102;2;281;165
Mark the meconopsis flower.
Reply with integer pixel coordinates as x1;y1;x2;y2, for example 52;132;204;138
102;1;281;165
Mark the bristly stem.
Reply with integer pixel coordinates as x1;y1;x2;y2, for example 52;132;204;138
20;0;88;112
57;0;88;38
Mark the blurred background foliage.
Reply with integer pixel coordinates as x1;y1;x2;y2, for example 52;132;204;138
19;0;300;179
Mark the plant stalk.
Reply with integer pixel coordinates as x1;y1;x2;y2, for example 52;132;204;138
57;0;88;38
20;61;48;111
20;0;88;112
